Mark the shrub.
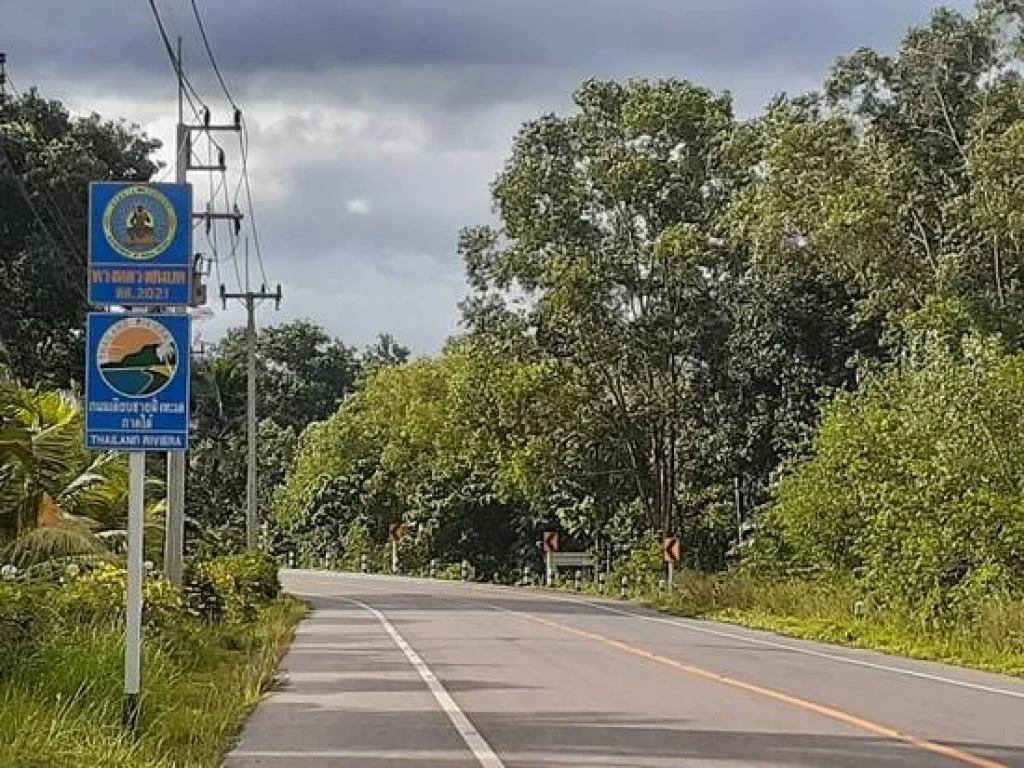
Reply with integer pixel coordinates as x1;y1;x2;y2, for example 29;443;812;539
184;552;281;623
610;537;664;592
53;564;187;629
766;335;1024;620
0;584;48;678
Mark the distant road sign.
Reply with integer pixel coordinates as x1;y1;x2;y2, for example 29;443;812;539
664;537;682;563
389;523;407;542
543;530;560;553
85;313;191;451
88;182;193;306
550;552;593;568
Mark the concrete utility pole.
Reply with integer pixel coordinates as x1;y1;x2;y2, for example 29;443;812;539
0;52;8;109
164;39;188;587
220;245;282;552
164;39;242;584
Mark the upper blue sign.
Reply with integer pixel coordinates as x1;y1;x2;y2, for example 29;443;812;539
85;313;191;452
88;182;193;306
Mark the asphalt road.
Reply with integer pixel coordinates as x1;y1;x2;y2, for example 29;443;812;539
224;570;1024;767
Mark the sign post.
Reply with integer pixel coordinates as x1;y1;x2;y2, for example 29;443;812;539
542;530;559;587
86;181;192;728
388;523;406;574
664;536;681;590
123;451;145;728
85;313;192;452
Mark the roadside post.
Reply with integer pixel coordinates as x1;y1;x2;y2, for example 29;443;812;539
663;536;682;590
542;530;559;587
574;569;582;592
388;523;405;574
86;181;193;729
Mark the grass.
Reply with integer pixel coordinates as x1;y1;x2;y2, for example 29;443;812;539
549;569;1024;677
0;597;307;768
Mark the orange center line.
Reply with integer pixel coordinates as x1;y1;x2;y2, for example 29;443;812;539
508;609;1006;768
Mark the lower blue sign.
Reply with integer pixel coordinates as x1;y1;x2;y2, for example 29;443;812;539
85;313;191;452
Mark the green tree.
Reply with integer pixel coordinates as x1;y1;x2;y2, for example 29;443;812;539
735;2;1024;345
764;332;1024;620
0;88;160;386
0;376;160;566
460;78;748;538
362;333;411;369
217;320;359;432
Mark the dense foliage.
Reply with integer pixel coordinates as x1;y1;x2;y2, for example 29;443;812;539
277;1;1024;619
4;0;1024;668
0;552;297;767
0;88;160;387
763;334;1024;620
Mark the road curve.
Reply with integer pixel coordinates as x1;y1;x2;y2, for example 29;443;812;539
224;570;1024;767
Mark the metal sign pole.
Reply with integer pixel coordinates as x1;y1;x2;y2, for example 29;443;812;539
123;450;146;728
667;559;675;590
545;550;552;587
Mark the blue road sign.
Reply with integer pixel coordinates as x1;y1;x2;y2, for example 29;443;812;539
88;182;193;306
85;313;191;452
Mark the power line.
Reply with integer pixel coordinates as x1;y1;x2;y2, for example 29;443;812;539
3;72;81;251
239;120;269;286
189;0;238;110
186;0;269;289
0;139;89;304
221;159;245;292
147;0;207;115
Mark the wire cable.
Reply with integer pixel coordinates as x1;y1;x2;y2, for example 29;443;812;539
238;119;269;286
147;0;207;115
189;0;238;110
4;74;81;250
188;0;268;290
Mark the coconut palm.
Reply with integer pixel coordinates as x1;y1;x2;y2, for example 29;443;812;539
0;376;145;568
192;353;246;439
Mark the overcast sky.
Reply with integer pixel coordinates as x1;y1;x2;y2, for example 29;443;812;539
2;0;974;354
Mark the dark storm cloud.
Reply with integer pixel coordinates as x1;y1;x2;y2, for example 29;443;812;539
4;0;976;106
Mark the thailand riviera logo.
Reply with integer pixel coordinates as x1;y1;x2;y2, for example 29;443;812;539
96;317;179;398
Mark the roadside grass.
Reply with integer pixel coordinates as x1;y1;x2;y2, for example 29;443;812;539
553;570;1024;677
0;597;307;768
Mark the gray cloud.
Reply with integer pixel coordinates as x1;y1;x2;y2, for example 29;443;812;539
1;0;977;352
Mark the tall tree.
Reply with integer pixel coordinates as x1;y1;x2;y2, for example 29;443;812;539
362;333;411;369
0;88;160;386
460;78;748;536
217;320;359;431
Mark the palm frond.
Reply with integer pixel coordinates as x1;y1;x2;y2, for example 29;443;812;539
4;523;110;568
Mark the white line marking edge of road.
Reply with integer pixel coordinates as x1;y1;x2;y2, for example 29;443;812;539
345;597;507;768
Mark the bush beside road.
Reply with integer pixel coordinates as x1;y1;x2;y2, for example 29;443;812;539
0;553;306;768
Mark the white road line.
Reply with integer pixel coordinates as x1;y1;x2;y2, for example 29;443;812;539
287;571;1024;701
345;597;506;768
231;749;474;762
467;583;1024;702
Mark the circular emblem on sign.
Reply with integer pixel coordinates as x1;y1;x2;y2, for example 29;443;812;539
96;317;178;398
102;185;177;261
